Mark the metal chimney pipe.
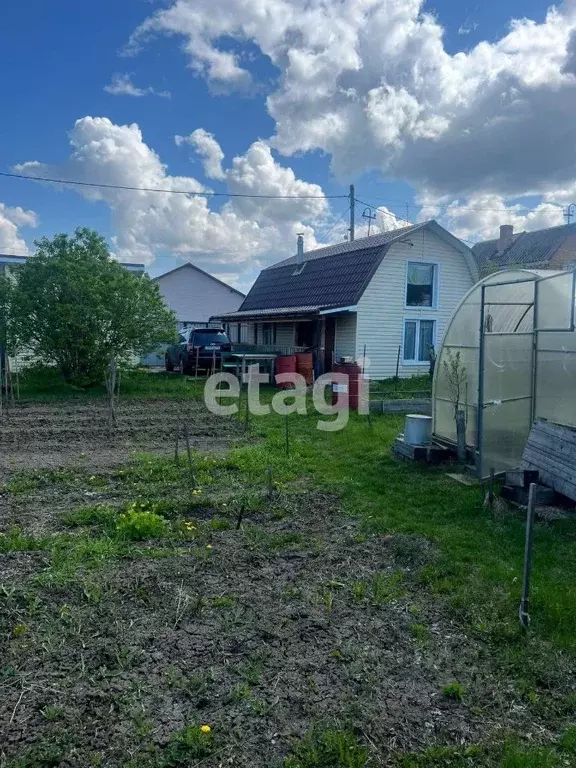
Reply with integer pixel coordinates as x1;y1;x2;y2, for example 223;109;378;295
297;233;304;265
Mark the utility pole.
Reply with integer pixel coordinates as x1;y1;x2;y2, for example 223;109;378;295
565;203;576;225
349;184;355;241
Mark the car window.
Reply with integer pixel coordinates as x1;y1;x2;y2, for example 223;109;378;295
192;331;229;345
177;333;186;344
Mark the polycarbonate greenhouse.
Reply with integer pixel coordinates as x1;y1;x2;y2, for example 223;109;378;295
433;269;576;478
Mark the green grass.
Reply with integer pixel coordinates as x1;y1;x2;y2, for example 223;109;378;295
8;368;576;765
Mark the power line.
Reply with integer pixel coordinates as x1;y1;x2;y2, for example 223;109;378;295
322;205;351;242
0;170;348;200
355;197;412;225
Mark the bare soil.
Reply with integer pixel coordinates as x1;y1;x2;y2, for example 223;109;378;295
0;398;573;766
0;398;241;479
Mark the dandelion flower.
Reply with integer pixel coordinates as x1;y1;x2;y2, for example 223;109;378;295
200;725;211;733
206;544;213;550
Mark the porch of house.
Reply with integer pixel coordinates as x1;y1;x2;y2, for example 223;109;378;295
223;310;358;375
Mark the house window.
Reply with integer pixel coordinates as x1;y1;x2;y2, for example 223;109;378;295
403;319;435;364
262;323;276;346
406;262;436;307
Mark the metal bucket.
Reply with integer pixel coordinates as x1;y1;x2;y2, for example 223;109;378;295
404;414;432;446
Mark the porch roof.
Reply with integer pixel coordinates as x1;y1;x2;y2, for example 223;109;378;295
214;303;349;322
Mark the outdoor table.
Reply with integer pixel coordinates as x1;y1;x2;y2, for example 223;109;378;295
221;352;277;383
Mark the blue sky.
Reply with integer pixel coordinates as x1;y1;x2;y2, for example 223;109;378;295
0;0;572;290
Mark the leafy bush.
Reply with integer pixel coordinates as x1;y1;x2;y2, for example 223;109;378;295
116;509;168;541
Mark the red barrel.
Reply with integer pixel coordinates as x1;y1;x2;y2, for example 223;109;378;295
275;355;297;389
295;352;314;385
331;361;363;410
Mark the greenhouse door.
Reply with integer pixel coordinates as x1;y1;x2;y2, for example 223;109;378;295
478;279;536;478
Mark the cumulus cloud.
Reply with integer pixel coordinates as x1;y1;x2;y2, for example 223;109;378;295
14;117;328;270
176;129;225;179
417;193;565;242
0;203;38;255
126;0;576;201
104;73;170;98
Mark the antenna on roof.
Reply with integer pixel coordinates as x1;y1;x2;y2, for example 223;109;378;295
362;207;376;237
564;203;576;225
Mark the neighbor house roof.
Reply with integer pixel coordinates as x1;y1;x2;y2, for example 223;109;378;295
216;221;476;321
472;223;576;270
153;262;245;297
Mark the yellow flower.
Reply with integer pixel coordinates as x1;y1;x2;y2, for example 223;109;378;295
206;544;213;550
200;725;211;733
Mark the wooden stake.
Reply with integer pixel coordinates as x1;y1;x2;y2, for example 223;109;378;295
195;347;199;379
183;423;196;485
267;466;274;500
174;426;180;465
236;504;245;530
244;384;250;431
284;412;290;456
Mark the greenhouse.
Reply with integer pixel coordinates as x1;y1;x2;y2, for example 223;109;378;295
433;269;576;478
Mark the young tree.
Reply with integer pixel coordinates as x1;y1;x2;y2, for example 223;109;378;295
9;228;176;386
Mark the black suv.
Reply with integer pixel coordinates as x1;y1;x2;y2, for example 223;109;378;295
165;327;231;375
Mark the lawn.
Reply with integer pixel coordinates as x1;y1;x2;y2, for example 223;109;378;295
1;369;576;767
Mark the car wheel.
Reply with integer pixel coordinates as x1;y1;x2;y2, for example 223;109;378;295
165;354;174;372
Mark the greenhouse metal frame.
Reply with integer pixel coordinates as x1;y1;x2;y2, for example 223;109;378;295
433;269;576;478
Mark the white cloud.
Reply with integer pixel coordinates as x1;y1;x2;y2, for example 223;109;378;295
417;192;566;242
0;203;38;255
176;129;225;179
104;73;170;98
126;0;576;202
14;117;328;272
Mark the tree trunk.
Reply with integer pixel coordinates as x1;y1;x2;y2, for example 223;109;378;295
456;409;466;463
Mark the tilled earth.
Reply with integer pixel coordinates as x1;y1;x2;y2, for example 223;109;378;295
0;398;240;479
0;497;543;767
0;398;574;766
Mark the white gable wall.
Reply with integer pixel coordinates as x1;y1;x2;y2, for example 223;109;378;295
155;265;244;324
356;229;475;379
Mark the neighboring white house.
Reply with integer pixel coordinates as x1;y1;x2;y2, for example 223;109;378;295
215;222;479;379
153;262;245;328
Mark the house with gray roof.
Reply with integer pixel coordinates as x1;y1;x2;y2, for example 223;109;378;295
472;223;576;273
216;221;478;379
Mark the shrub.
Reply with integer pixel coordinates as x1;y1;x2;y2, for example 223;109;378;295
116;510;168;541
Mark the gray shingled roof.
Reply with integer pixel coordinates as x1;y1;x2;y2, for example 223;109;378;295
472;223;576;269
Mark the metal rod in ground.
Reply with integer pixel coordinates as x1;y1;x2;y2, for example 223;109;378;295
236;504;245;530
519;483;537;630
195;347;199;379
395;345;401;384
174;426;180;465
284;412;290;456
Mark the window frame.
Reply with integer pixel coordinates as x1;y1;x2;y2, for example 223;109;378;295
402;317;437;366
404;260;439;310
261;322;276;346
